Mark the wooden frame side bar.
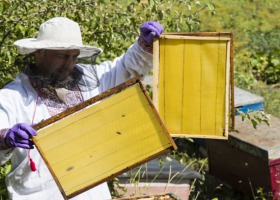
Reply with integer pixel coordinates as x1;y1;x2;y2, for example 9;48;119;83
230;34;235;131
152;38;160;110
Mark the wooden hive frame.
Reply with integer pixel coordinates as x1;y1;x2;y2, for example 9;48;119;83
153;32;234;139
32;76;177;199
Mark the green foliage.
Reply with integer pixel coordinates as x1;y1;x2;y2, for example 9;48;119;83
249;30;280;84
236;109;270;129
199;0;280;89
250;86;280;118
255;187;273;200
107;177;127;198
0;0;214;88
0;162;10;199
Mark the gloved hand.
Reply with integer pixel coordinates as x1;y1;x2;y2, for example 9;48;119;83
140;21;164;44
5;123;37;149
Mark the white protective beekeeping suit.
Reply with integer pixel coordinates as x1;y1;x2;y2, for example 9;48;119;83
0;41;153;200
0;17;161;200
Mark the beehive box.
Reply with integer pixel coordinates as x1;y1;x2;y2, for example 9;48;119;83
33;77;176;199
153;33;234;139
207;115;280;199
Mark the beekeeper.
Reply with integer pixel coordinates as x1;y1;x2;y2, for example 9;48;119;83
0;17;163;200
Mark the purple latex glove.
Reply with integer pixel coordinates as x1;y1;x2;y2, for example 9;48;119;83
140;21;164;44
5;123;37;149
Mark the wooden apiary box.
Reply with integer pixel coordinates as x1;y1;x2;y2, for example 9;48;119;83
153;33;234;139
207;115;280;199
33;77;176;199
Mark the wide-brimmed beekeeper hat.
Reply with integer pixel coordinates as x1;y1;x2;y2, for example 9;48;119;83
14;17;102;58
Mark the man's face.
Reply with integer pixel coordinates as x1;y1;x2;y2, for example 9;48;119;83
34;49;80;81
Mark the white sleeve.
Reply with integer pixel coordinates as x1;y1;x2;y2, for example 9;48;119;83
0;97;16;164
0;75;37;165
77;39;153;94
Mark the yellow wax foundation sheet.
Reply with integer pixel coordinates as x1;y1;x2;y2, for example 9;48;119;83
153;33;234;139
33;76;176;199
